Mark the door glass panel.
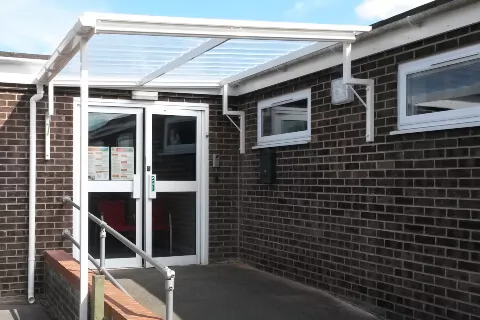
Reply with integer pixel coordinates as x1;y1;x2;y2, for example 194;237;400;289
88;192;136;259
152;192;196;257
89;112;137;180
152;115;196;181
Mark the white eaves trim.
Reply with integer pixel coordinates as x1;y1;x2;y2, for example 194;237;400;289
0;57;47;84
231;0;480;95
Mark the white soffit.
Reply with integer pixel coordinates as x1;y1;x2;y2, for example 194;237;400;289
36;12;371;86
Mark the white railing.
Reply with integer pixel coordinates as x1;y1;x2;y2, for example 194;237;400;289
61;196;175;320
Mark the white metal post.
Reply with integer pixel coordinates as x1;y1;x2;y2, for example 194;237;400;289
342;42;352;82
165;277;175;320
79;36;90;320
100;221;106;269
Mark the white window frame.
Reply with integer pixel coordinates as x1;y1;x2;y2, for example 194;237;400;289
256;88;311;148
397;43;480;133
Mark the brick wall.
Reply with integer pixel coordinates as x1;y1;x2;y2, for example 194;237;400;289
44;250;161;320
237;24;480;319
0;84;73;301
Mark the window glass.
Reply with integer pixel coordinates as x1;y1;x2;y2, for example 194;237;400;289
88;112;137;181
406;59;480;116
261;98;308;137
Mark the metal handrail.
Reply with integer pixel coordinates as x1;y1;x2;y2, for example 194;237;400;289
61;196;175;320
62;229;131;297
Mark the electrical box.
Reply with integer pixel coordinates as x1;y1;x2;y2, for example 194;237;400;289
331;78;354;105
212;154;220;168
259;149;276;184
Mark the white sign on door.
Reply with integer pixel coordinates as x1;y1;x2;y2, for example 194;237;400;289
111;147;135;181
88;146;109;181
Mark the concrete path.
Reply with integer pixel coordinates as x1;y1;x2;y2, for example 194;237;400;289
111;263;377;320
0;304;51;320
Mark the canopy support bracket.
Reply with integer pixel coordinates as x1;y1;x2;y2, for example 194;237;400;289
222;85;245;154
45;83;55;160
343;42;375;143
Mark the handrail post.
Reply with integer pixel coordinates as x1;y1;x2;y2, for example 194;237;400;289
100;213;106;269
165;276;175;320
62;196;176;320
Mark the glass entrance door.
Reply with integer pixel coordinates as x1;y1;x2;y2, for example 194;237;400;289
145;108;202;266
86;106;143;268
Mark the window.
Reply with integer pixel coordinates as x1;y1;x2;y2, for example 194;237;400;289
398;44;480;132
257;89;311;148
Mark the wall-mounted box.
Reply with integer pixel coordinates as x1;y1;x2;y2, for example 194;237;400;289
259;148;276;184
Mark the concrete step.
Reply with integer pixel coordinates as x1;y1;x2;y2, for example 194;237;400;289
0;304;51;320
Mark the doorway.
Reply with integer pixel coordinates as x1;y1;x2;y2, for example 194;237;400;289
73;99;209;269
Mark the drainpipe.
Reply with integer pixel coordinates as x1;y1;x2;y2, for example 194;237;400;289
28;84;45;304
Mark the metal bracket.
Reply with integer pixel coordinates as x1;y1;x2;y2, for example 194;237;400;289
222;85;245;154
45;83;54;160
165;277;175;291
342;42;375;143
45;112;51;160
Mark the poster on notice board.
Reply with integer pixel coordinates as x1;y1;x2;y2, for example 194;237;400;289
111;147;134;180
88;146;109;180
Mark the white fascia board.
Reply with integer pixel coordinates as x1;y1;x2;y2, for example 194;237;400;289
219;41;337;85
232;0;480;95
53;78;222;89
137;38;227;86
35;18;96;84
88;12;370;41
0;57;46;84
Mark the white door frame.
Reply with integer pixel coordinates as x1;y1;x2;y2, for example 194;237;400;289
72;98;210;268
145;107;204;266
73;104;143;268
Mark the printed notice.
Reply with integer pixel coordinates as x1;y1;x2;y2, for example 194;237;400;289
88;147;109;181
111;147;134;181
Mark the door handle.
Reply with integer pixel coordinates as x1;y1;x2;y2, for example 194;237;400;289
132;174;140;199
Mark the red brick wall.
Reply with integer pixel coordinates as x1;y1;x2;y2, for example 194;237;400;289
236;24;480;319
0;84;73;301
44;250;161;320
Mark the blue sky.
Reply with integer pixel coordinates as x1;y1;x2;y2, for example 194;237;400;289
0;0;433;54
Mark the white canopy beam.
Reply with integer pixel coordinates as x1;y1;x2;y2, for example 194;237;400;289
36;16;96;84
137;38;227;86
88;13;371;41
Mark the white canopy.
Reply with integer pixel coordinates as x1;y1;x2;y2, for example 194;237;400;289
36;13;371;90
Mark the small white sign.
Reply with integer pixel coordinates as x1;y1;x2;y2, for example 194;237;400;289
88;147;109;181
111;147;135;181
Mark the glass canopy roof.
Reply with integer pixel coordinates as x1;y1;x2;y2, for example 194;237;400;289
38;13;372;88
58;34;316;84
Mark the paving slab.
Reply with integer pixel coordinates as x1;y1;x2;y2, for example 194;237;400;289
111;263;378;320
0;304;51;320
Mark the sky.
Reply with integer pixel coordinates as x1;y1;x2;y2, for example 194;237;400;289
0;0;434;54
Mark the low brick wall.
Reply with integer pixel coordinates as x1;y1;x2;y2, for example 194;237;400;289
44;250;161;320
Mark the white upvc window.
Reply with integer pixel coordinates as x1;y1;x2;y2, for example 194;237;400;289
256;88;311;148
397;44;480;133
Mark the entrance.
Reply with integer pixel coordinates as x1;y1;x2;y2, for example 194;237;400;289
73;99;208;268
